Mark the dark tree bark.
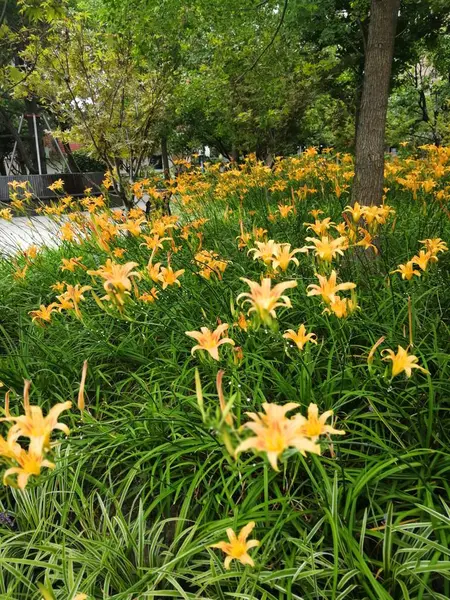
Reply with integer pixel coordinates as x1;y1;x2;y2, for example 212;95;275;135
352;0;401;206
161;135;170;181
25;98;47;174
62;141;81;172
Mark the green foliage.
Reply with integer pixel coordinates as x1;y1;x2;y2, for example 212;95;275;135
0;154;449;598
70;149;106;173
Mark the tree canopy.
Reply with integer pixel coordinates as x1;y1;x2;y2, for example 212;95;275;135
0;0;449;176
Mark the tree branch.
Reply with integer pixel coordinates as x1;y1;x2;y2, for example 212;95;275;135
234;0;288;84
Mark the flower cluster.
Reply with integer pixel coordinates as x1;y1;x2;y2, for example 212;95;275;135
391;238;447;280
0;381;71;489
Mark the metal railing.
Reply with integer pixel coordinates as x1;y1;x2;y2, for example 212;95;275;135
0;172;105;203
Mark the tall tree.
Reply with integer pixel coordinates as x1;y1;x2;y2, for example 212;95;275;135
352;0;401;206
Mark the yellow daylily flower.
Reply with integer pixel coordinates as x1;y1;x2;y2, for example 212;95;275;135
391;261;421;280
3;448;55;490
272;243;306;272
8;180;29;190
382;345;429;378
334;222;347;236
10;198;25;211
419;238;448;256
307;271;356;304
304;217;335;236
0;428;21;460
139;288;159;303
248;240;280;264
157;265;185;289
60;256;84;273
323;296;358;318
235;402;319;471
412;250;437;271
304;235;347;262
51;281;66;293
292;403;345;442
343;202;364;223
3;381;72;455
48;178;64;192
185;324;235;360
29;303;58;324
0;208;13;221
88;259;141;307
283;324;318;350
60;222;76;242
210;522;260;570
237;278;297;323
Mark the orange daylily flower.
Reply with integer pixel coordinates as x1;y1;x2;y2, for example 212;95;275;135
3;448;55;490
88;259;141;308
391;261;421;281
210;522;260;570
278;204;294;218
185;323;235;360
0;428;21;460
30;303;58;324
307;271;356;304
382;345;429;378
56;284;92;318
304;236;347;262
323;296;358;318
237;278;297;323
60;257;84;273
292;403;345;442
139;288;159;303
412;250;437;271
248;240;280;264
283;324;318;350
419;238;447;256
157;265;185;289
272;244;306;272
235;402;319;471
2;381;72;456
112;248;126;258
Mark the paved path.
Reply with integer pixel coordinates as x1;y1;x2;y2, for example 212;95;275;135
0;200;149;255
0;216;60;255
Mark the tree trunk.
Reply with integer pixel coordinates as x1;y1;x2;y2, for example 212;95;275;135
352;0;400;206
62;141;81;172
25;98;47;174
161;136;170;181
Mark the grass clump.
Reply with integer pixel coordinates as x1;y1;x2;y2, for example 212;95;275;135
0;148;449;599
